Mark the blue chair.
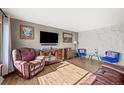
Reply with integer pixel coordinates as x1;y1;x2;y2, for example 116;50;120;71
77;48;87;57
101;51;120;63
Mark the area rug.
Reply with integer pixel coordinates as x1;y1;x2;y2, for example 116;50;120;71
38;61;90;85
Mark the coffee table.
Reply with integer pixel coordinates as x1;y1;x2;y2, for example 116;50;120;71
88;54;101;61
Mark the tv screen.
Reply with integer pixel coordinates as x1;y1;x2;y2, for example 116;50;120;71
40;31;58;43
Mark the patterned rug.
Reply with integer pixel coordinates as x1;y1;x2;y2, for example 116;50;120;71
38;61;91;85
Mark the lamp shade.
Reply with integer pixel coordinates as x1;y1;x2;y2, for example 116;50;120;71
73;41;77;44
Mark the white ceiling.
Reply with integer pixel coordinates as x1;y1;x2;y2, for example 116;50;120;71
3;8;124;32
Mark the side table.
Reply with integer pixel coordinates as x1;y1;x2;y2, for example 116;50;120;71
88;54;101;61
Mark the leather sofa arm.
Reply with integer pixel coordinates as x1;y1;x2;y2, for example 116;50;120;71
36;56;44;60
101;63;124;74
14;60;29;67
20;61;30;79
14;60;30;66
14;61;30;79
14;60;27;64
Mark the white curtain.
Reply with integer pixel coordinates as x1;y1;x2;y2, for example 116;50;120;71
0;16;2;65
2;17;13;75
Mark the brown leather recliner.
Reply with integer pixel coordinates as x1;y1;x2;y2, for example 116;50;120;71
12;48;45;79
81;63;124;85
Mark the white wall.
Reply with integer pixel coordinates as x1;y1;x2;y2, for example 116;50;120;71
78;24;124;66
11;18;78;50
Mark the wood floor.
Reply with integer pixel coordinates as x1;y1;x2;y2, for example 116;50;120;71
38;61;90;85
2;58;103;85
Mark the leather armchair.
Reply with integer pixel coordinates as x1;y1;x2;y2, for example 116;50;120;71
80;63;124;85
12;48;45;79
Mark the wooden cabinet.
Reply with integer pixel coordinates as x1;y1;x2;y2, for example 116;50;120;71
55;49;63;60
64;48;74;59
40;48;74;65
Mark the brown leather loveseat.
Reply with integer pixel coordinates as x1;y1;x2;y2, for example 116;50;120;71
81;63;124;85
12;48;45;79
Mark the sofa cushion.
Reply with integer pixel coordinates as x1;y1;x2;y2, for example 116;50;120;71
20;48;35;61
80;49;85;53
93;66;124;85
104;73;124;84
82;63;124;85
106;51;116;58
106;51;114;58
101;57;117;63
25;52;35;61
95;67;124;84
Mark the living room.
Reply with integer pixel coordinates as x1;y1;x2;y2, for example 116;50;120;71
1;5;124;93
0;8;124;85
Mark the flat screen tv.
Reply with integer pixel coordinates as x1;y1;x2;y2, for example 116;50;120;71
40;31;58;43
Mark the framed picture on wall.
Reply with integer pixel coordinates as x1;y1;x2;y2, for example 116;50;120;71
20;25;34;40
63;33;73;43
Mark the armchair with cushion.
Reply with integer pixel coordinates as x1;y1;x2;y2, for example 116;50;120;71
12;48;45;79
80;62;124;85
101;51;120;63
77;48;87;58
